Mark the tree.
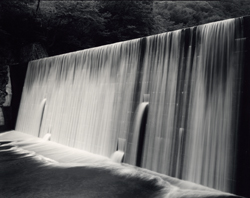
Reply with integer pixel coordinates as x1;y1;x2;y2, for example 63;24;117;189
98;1;155;44
0;0;41;65
153;0;250;32
152;1;174;34
35;1;106;55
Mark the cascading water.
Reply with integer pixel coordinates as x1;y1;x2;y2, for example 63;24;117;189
140;18;244;193
15;17;245;194
16;40;143;157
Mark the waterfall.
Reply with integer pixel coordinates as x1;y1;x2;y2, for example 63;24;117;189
140;18;244;193
15;17;245;193
16;39;143;157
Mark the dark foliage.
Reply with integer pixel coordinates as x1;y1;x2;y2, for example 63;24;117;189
0;0;250;64
98;1;154;44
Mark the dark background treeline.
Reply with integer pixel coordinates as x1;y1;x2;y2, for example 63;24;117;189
1;0;250;66
0;0;250;107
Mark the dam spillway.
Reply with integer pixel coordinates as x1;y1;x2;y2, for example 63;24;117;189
12;17;250;196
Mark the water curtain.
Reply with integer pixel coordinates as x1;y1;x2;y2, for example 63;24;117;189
15;18;244;193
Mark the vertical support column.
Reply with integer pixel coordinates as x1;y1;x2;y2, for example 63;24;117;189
126;102;149;166
236;16;250;198
136;95;149;167
9;63;28;130
111;138;126;163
